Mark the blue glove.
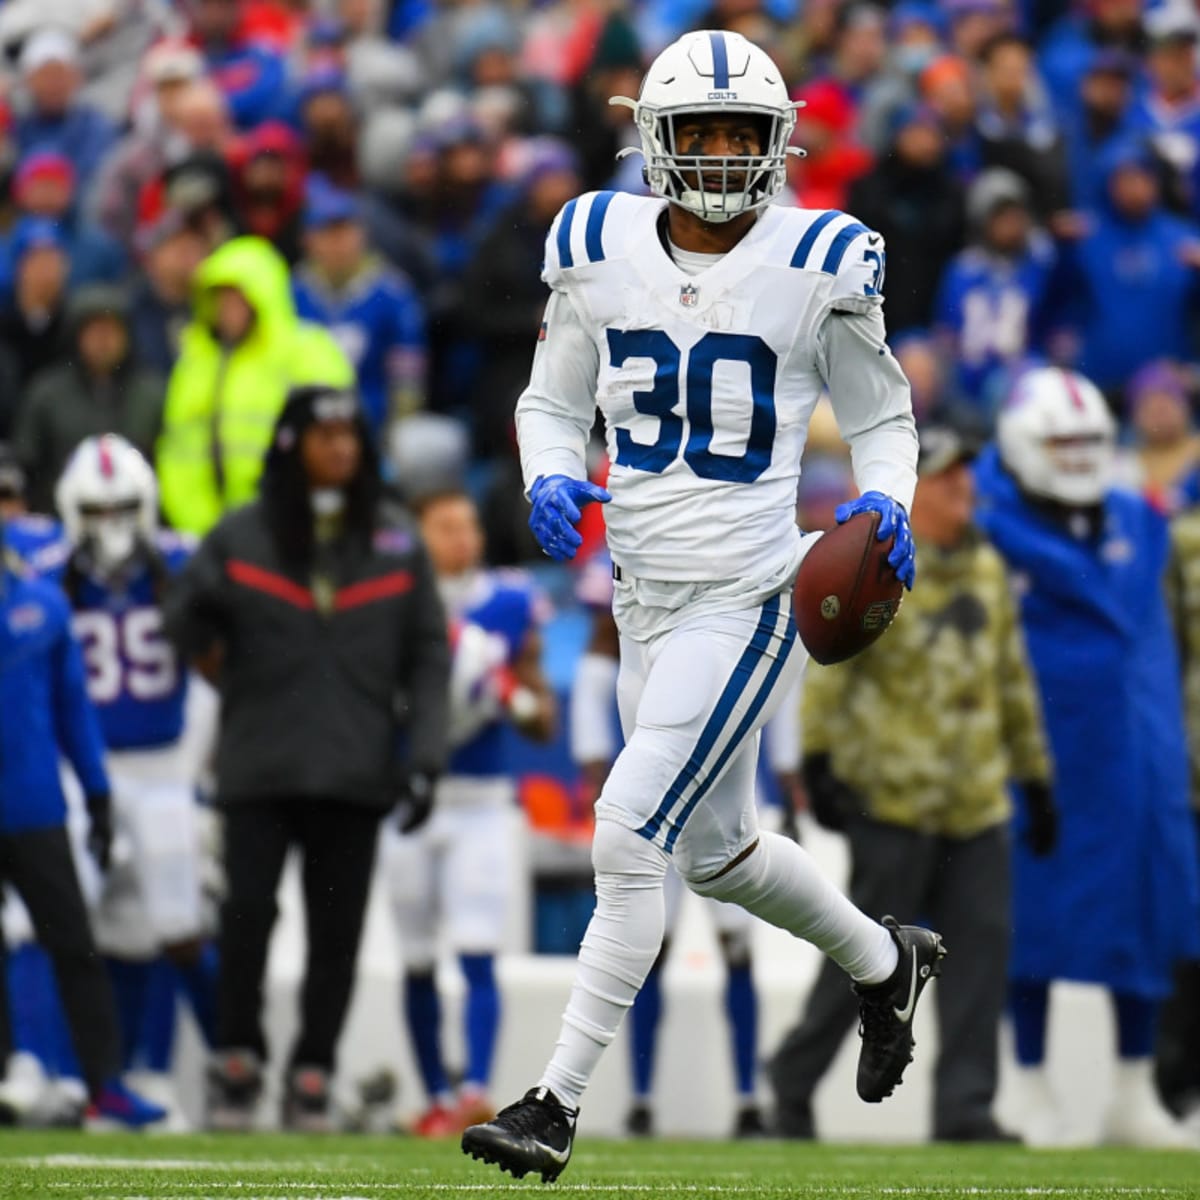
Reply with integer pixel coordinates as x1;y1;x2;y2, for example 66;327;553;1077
529;475;611;562
834;491;915;590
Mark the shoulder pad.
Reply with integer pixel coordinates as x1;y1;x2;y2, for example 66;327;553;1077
543;191;637;288
787;210;885;313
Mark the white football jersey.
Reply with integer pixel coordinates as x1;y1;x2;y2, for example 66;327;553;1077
517;190;916;583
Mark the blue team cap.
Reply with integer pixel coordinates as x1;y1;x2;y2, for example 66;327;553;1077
9;216;66;264
1099;135;1157;178
304;178;361;230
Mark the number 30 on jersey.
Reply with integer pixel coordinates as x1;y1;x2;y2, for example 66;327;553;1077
608;329;776;484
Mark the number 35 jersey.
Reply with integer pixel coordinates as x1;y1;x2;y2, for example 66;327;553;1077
55;534;193;751
517;191;916;584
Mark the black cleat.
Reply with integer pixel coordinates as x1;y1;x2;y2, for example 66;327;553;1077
625;1101;654;1138
461;1086;579;1183
854;916;946;1103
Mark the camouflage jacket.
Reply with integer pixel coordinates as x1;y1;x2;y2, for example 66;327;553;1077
803;527;1051;838
1168;507;1200;811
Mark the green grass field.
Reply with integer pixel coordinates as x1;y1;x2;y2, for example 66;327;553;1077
0;1133;1198;1200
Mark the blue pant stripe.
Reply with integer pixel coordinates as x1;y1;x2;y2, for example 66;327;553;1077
585;191;614;263
556;197;578;269
821;222;870;275
789;210;842;269
636;594;781;845
663;602;797;852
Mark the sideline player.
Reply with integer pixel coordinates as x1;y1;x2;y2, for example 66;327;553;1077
384;489;556;1135
463;29;943;1181
52;436;215;1122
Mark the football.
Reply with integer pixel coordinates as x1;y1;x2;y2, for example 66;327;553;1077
793;512;904;665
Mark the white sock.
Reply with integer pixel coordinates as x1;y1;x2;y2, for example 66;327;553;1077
540;821;668;1110
687;831;897;985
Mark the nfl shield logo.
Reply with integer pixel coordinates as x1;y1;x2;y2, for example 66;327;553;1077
679;283;699;308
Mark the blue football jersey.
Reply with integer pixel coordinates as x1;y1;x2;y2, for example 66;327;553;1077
934;240;1055;408
448;570;547;777
292;257;427;438
56;533;192;751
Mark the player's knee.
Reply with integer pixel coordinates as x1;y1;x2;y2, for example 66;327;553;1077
682;840;765;902
590;818;669;886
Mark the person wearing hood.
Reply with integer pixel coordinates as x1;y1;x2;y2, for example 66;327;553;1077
228;121;308;263
163;383;449;1132
847;103;966;335
155;235;353;536
13;285;164;513
0;218;70;391
934;168;1056;417
1052;137;1200;395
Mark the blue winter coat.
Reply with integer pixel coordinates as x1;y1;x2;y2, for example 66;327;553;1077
974;446;1200;995
0;560;109;834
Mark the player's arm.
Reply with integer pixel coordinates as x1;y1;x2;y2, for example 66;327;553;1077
816;230;919;586
515;274;609;560
510;627;557;743
50;600;111;803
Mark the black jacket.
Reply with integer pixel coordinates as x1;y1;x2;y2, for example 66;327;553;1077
164;501;449;808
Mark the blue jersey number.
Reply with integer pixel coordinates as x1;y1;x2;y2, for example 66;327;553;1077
608;330;777;483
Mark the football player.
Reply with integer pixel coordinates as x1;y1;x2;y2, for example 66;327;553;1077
383;489;555;1136
462;30;943;1181
51;435;216;1125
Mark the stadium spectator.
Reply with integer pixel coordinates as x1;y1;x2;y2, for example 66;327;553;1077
858;2;948;154
228;121;308;263
129;212;209;377
14;29;117;191
976;366;1200;1147
0;218;70;391
945;0;1013;62
293;178;428;442
1128;5;1200;206
87;60;222;252
1061;48;1136;212
974;33;1070;217
164;384;449;1131
294;68;360;191
1112;361;1200;511
13;285;164;513
1038;0;1143;115
1161;502;1200;1136
918;54;979;181
458;141;580;458
0;526;166;1128
1053;138;1200;395
10;150;127;287
770;425;1051;1144
182;0;287;130
847;103;966;336
788;80;873;212
155;236;352;536
934;168;1055;417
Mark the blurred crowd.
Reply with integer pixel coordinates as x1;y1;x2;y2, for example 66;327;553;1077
0;0;1200;1151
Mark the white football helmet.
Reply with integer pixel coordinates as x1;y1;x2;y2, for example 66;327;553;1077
611;30;801;223
997;367;1117;507
56;434;158;576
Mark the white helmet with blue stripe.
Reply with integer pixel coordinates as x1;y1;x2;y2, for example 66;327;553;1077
611;30;801;224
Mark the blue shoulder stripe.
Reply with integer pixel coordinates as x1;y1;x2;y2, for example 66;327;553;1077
821;221;870;274
556;197;579;269
585;191;615;263
789;210;842;269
